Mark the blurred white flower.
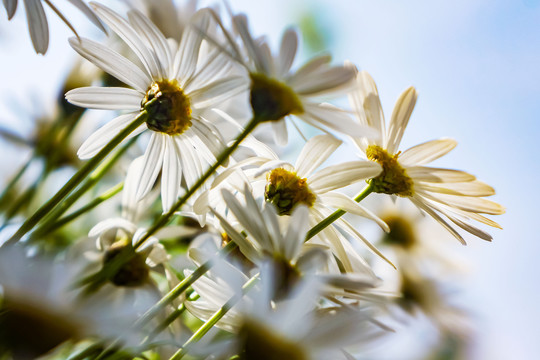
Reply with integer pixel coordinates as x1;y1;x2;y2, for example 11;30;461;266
350;70;504;243
66;3;250;211
2;0;105;54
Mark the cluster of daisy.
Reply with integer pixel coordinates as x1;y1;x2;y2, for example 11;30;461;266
0;1;504;359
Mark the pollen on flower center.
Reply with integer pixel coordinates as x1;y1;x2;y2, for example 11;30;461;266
103;240;150;287
141;79;192;135
265;168;316;216
366;145;414;197
250;73;304;122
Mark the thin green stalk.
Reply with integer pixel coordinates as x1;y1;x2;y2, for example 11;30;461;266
7;109;151;244
32;137;136;238
169;274;259;360
135;241;238;328
67;343;103;360
37;182;123;237
133;118;259;250
0;156;33;205
306;184;374;240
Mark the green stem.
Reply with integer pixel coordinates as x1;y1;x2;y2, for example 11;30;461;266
37;182;123;237
169;274;259;360
0;156;33;206
305;184;374;240
6;110;150;244
135;241;238;328
133;118;259;250
31;137;135;239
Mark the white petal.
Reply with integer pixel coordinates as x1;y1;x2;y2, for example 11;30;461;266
4;0;17;19
277;27;298;77
69;37;151;92
295;134;341;178
349;70;386;138
406;166;476;183
416;190;505;215
161;137;182;212
283;205;309;260
385;86;417;154
91;3;161;78
287;54;331;86
77;113;138;159
415;180;495;197
308;161;382;193
135;133;165;200
89;218;137;238
399;138;457;166
189;76;248;110
23;0;48;54
232;14;269;74
66;87;142;110
318;192;389;232
271;119;288;146
175;8;210;82
67;0;106;32
293;66;355;96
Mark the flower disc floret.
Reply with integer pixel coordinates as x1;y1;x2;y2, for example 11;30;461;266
366;145;414;197
141;79;192;135
250;73;304;122
265;168;316;216
103;241;150;287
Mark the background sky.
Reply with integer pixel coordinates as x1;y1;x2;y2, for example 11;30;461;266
0;1;539;359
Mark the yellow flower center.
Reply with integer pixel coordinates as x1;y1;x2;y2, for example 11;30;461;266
141;79;192;135
265;168;316;216
103;240;150;287
250;73;304;122
366;145;414;197
239;319;308;360
381;214;417;249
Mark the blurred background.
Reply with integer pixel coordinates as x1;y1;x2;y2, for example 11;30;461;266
0;0;538;358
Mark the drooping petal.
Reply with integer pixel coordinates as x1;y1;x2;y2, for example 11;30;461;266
293;66;355;96
415;180;495;197
308;161;382;193
134;133;165;201
406;166;476;183
283;205;310;261
161;137;183;212
23;0;48;54
3;0;17;19
77;113;138;159
277;27;298;77
67;0;106;32
350;70;386;139
66;87;143;110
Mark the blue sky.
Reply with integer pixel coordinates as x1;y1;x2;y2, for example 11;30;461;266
0;0;538;358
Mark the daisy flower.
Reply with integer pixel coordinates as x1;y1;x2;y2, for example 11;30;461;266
200;134;392;267
205;11;374;144
66;4;249;211
350;70;504;243
2;0;105;54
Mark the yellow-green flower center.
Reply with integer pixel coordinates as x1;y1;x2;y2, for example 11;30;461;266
250;73;304;122
381;214;417;249
103;240;150;287
239;319;308;360
265;168;316;216
141;79;192;135
366;145;414;197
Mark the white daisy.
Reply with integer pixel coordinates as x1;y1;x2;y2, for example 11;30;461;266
200;134;393;267
350;70;504;244
2;0;105;54
203;11;375;145
66;4;249;212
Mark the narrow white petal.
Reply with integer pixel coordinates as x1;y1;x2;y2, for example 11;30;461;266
91;3;161;78
4;0;17;19
175;8;210;81
416;190;505;215
410;196;466;244
89;218;137;238
385;86;417;154
161;137;182;212
271;119;288;146
67;0;106;32
426;201;493;241
283;205;309;260
399;138;457;166
77;113;138;159
23;0;48;54
415;180;495;197
69;37;151;92
287;54;331;86
189;76;248;110
406;166;476;183
135;133;165;200
303;103;379;138
295;134;342;178
349;70;386;137
232;14;269;74
308;161;382;193
277;27;298;77
66;87;142;110
293;66;355;96
318;192;389;232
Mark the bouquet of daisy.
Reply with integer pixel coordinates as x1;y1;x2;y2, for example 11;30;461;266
0;1;504;359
